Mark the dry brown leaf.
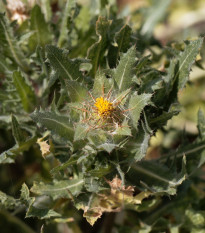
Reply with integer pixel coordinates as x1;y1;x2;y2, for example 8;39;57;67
37;138;50;158
79;176;152;226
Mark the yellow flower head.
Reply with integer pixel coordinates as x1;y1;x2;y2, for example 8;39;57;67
94;97;114;118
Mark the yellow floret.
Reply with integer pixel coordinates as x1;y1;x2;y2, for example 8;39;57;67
94;97;114;118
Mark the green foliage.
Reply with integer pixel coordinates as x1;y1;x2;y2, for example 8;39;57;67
57;0;76;48
13;71;36;112
0;13;29;71
113;46;136;91
31;176;84;200
87;17;112;76
29;5;52;51
30;110;74;141
129;92;152;129
0;1;205;233
46;45;87;81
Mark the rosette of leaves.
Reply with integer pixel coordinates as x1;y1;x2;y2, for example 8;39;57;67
0;0;205;231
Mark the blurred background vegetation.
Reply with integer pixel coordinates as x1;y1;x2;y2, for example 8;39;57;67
0;0;205;232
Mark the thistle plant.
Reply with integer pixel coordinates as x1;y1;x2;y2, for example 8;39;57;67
0;1;205;232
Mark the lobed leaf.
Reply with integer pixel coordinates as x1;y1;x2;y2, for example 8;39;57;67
31;176;84;200
113;46;136;92
165;38;203;102
74;123;90;141
26;197;61;219
92;69;114;96
0;191;21;210
20;183;30;204
113;120;132;137
128;92;152;129
134;131;151;162
64;80;88;102
46;45;86;81
26;207;61;219
30;110;74;142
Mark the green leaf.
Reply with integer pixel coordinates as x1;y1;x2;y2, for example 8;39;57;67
0;13;29;71
134;131;151;161
30;110;74;142
74;124;90;141
0;191;21;210
113;46;136;92
20;183;30;201
129;92;152;129
84;175;101;192
20;183;31;205
113;120;132;136
92;69;114;96
46;45;86;81
87;17;112;77
28;5;52;51
26;207;61;219
141;0;171;37
166;38;203;92
64;80;88;102
31;176;84;200
57;0;76;47
97;143;117;153
26;198;61;219
11;115;26;145
13;71;36;112
108;24;132;67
